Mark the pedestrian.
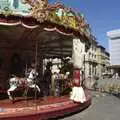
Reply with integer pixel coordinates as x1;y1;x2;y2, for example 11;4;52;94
43;62;52;96
70;68;86;103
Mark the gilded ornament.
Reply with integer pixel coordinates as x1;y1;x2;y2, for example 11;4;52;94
25;0;49;22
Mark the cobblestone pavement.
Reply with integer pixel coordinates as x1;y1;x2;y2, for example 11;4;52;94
59;91;120;120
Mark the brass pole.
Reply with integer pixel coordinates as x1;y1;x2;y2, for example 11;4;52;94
34;38;38;110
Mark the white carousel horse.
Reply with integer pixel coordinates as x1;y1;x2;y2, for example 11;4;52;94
7;69;40;101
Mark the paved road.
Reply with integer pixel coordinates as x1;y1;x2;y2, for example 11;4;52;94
59;92;120;120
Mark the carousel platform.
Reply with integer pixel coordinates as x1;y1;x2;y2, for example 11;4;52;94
0;90;91;120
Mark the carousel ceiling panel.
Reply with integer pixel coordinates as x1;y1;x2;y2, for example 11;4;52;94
0;25;73;57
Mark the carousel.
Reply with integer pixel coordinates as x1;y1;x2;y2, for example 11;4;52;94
0;0;92;119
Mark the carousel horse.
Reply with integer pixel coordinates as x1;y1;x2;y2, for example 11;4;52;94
7;69;40;101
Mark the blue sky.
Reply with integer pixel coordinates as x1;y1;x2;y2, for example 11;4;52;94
49;0;120;51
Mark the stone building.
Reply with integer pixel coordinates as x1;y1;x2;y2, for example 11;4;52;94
84;36;110;79
84;36;98;79
107;29;120;76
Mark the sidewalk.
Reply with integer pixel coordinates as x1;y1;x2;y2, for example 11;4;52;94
61;91;120;120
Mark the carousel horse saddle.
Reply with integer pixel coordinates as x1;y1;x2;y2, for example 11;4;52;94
9;77;27;87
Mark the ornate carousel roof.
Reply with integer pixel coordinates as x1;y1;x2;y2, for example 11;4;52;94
0;0;92;57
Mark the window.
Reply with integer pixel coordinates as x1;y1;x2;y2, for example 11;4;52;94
89;65;91;75
89;52;91;58
13;0;19;9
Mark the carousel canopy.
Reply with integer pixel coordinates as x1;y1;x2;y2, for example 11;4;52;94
0;0;92;57
0;24;73;58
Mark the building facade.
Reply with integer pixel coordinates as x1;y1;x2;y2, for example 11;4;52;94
84;36;110;79
107;29;120;75
84;36;98;79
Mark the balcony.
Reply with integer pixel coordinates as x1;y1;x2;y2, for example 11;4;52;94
85;58;97;64
85;58;93;62
92;59;97;63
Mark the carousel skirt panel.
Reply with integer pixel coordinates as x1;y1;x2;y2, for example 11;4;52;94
0;90;91;120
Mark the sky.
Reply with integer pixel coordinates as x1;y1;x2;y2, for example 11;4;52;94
49;0;120;52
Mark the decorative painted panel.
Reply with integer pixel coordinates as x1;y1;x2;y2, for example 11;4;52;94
0;0;32;16
0;1;91;39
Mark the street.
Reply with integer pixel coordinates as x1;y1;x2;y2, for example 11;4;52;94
60;92;120;120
